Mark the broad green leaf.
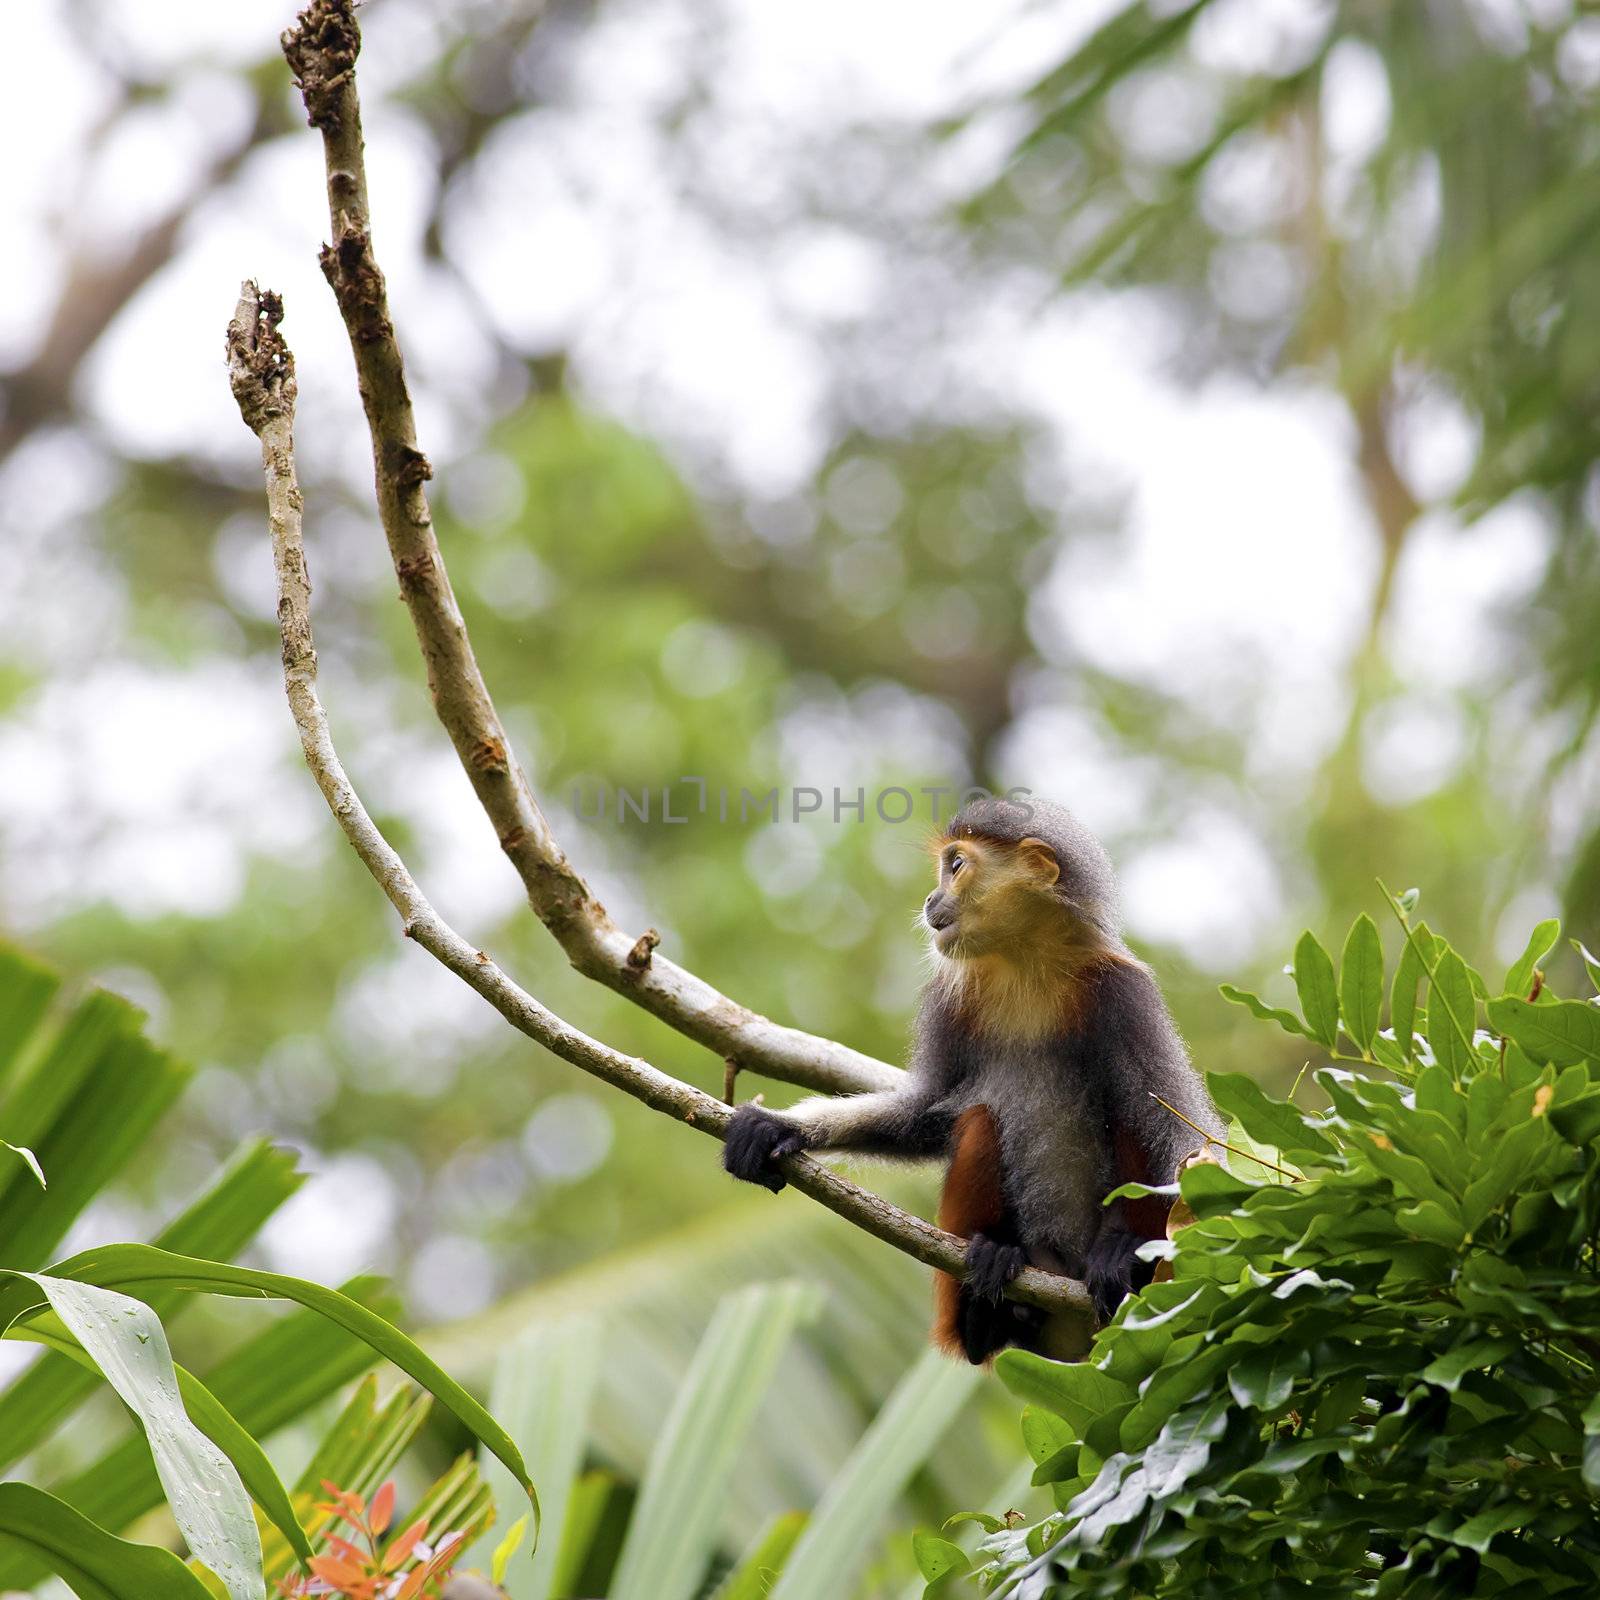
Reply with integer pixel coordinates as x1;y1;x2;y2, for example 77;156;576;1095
610;1283;819;1600
1420;1338;1515;1391
0;1481;215;1600
994;1351;1131;1434
0;1279;394;1596
1020;1405;1077;1466
1291;932;1338;1049
1487;998;1600;1067
715;1512;808;1600
1217;983;1309;1039
1427;949;1477;1079
769;1350;980;1600
1338;914;1384;1054
912;1531;970;1582
1207;1071;1333;1158
0;1138;306;1474
9;1275;262;1600
466;1317;605;1600
0;1243;537;1527
1226;1343;1309;1411
1505;919;1560;999
8;1315;310;1570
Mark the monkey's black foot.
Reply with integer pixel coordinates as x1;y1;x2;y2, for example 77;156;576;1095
958;1291;1044;1365
964;1231;1028;1303
1083;1226;1153;1324
722;1104;808;1193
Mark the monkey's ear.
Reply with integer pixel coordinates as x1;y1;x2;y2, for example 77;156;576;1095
1016;837;1061;887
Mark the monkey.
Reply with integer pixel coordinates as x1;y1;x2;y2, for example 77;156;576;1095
721;794;1221;1364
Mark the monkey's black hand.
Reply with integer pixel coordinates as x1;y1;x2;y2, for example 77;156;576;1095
722;1104;809;1193
963;1232;1027;1303
1083;1225;1154;1324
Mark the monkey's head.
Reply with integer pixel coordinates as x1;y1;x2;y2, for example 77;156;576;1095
922;796;1120;962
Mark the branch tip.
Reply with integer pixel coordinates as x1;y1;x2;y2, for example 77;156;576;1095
225;281;296;435
282;0;361;132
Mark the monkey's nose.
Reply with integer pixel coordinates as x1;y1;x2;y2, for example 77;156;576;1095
924;895;955;931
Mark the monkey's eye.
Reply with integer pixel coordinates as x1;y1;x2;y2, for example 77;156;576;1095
949;853;965;876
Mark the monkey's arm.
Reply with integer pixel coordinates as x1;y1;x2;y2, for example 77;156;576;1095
722;1083;956;1192
723;1014;961;1192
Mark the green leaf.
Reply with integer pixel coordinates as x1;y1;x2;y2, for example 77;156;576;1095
1391;924;1429;1064
492;1515;530;1585
9;1316;310;1571
0;1140;43;1189
0;941;61;1096
769;1350;980;1600
0;1138;306;1475
1291;932;1339;1049
0;989;188;1273
1207;1071;1333;1158
0;1279;395;1596
995;1351;1132;1433
1420;1337;1515;1392
1338;914;1384;1054
912;1531;970;1582
0;1481;215;1600
1217;984;1309;1039
715;1511;808;1600
0;1243;537;1531
551;1471;634;1599
1487;997;1600;1066
1505;920;1560;999
609;1283;819;1600
1020;1405;1077;1467
1427;949;1478;1079
1226;1343;1309;1411
8;1274;262;1600
465;1317;605;1600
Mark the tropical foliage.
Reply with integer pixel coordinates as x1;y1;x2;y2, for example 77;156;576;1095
934;903;1600;1597
0;942;526;1598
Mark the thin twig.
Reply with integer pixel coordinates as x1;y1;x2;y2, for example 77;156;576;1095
224;282;1091;1326
1149;1093;1304;1182
279;0;897;1100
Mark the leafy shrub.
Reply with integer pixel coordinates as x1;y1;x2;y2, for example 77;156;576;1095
930;898;1600;1597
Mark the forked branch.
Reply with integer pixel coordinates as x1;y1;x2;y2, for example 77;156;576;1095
224;282;1091;1325
279;0;897;1099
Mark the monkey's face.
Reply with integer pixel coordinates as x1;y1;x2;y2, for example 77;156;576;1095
922;834;1063;959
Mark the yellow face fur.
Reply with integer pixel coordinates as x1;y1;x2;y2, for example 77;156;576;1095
923;834;1062;960
922;833;1108;1041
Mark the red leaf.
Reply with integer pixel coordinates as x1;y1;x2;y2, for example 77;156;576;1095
381;1516;430;1573
369;1480;395;1537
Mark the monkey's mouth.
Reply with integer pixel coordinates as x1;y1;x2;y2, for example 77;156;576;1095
929;918;962;952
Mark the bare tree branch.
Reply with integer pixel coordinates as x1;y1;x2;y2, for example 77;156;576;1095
224;280;1092;1327
278;0;898;1100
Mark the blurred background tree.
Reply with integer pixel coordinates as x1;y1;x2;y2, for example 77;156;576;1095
2;0;1598;1582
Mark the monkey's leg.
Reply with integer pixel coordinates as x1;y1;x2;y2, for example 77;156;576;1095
1082;1223;1157;1323
955;1223;1042;1364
